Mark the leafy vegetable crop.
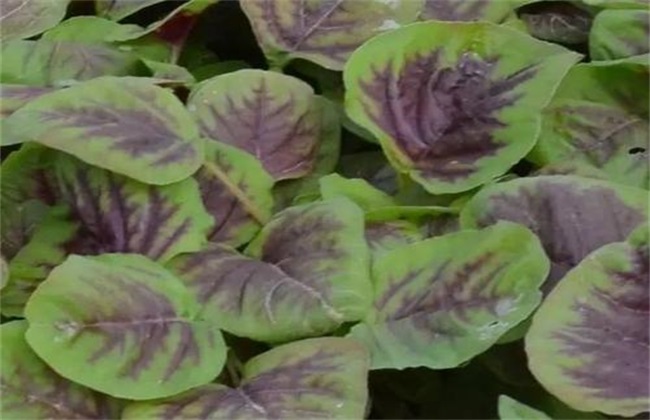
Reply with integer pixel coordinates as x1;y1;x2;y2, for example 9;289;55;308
0;1;648;419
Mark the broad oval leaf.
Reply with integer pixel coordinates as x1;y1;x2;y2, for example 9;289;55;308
122;337;369;419
526;226;649;416
0;40;142;88
188;70;321;180
24;254;226;400
0;0;70;41
240;0;422;70
169;198;372;342
460;175;648;292
3;77;204;184
349;221;549;369
0;321;113;419
498;395;551;420
590;9;650;61
530;61;649;189
344;21;581;194
197;141;274;247
421;0;516;22
1;154;213;316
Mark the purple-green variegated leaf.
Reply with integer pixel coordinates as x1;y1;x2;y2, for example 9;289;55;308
122;337;369;419
498;395;551;419
240;0;422;70
0;0;70;41
188;70;322;180
0;321;115;419
197;141;274;247
529;61;649;189
0;145;57;260
518;1;593;45
349;221;549;369
24;254;226;400
526;225;649;416
460;176;648;293
365;219;423;255
590;9;650;61
3;77;204;184
344;21;581;194
169;198;372;343
0;84;57;119
420;0;517;22
0;40;142;89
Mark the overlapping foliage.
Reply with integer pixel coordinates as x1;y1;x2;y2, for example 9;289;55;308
1;0;648;419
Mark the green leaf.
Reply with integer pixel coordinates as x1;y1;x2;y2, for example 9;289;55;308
141;60;196;85
460;175;648;293
0;0;70;41
240;0;422;70
188;69;323;180
0;321;114;419
168;198;372;343
526;225;649;417
319;173;396;211
197;141;274;247
0;39;143;87
0;254;8;292
24;254;226;400
498;395;551;419
3;76;205;185
349;221;549;369
95;0;169;21
122;337;369;419
344;21;581;194
41;16;143;42
590;9;650;61
529;60;648;188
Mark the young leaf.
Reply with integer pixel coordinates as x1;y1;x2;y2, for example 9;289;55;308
24;254;227;400
319;173;396;211
0;321;112;419
529;61;649;189
344;21;581;194
526;225;649;416
168;198;372;342
122;337;369;419
460;176;648;292
3;77;205;185
0;0;70;42
240;0;422;70
188;69;322;180
420;0;516;22
349;222;549;369
590;9;650;61
197;141;274;247
0;39;142;88
498;395;551;419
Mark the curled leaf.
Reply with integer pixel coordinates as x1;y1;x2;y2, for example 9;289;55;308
24;254;226;400
344;21;581;194
526;226;649;416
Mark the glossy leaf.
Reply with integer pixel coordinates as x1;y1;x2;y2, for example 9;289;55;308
460;176;648;292
0;0;70;41
420;0;516;22
344;21;581;194
169;198;372;342
0;39;142;88
24;254;226;400
188;69;321;180
530;61;649;188
526;226;649;417
590;9;650;61
3;77;204;184
0;321;112;419
498;395;551;419
240;0;422;70
349;222;549;369
122;337;369;419
197;141;274;247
